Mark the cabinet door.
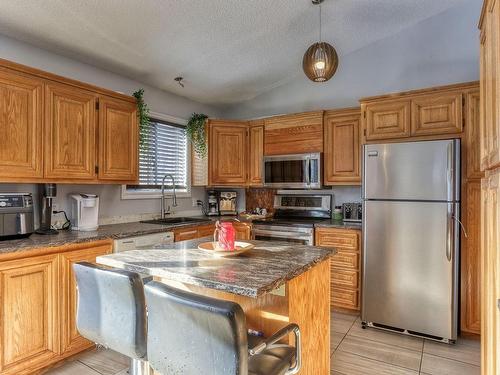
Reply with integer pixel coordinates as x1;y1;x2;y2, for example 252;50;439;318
98;96;138;181
59;244;112;356
465;91;483;179
248;123;264;186
363;100;411;141
209;121;247;185
0;69;43;179
461;180;481;334
234;223;252;240
324;111;361;185
45;83;97;180
174;227;199;242
411;92;463;136
0;254;59;374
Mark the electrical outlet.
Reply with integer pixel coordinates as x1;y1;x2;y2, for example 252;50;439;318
192;198;198;207
52;203;59;212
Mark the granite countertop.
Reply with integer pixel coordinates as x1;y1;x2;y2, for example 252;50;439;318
96;238;335;298
314;220;362;230
0;219;214;256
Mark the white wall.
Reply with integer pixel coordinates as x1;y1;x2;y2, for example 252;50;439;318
221;0;481;119
0;34;226;225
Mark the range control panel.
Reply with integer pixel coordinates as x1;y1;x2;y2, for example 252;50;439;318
0;194;33;209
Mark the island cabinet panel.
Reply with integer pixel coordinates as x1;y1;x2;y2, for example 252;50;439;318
315;227;362;312
248;121;264;186
362;100;411;141
323;109;361;185
59;244;112;356
0;253;59;375
411;92;463;136
208;120;248;185
0;69;43;179
98;96;138;182
44;83;97;180
263;111;323;155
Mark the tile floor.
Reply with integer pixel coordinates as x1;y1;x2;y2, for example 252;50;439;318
44;312;481;375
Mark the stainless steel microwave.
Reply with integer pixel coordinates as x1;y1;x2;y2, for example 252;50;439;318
263;153;321;189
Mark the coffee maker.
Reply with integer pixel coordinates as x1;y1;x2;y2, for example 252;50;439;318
35;183;58;235
70;194;99;231
219;191;238;216
206;190;220;216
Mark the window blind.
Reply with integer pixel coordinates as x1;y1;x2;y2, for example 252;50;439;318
129;118;188;190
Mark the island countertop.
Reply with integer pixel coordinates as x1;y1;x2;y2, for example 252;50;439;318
96;238;335;298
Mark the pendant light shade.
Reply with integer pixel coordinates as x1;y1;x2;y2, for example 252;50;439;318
303;0;338;82
302;42;338;82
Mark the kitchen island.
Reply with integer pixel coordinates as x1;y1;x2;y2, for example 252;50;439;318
97;239;335;375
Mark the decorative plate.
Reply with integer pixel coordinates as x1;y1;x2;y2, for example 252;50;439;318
197;241;255;257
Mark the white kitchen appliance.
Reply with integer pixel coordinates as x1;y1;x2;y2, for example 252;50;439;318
70;194;99;231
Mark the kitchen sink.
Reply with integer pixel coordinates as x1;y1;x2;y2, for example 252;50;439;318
140;217;209;225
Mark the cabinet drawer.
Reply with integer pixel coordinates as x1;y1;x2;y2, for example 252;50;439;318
197;224;215;238
174;228;199;242
315;228;358;250
332;288;359;310
331;251;359;270
331;268;358;289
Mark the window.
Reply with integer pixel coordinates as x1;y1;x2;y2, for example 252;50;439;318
123;115;190;199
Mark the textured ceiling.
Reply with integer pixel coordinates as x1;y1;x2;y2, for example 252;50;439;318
0;0;469;105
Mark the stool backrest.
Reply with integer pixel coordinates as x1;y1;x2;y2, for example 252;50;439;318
144;281;248;375
73;262;147;360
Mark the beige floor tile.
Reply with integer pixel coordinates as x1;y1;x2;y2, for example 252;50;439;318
331;312;357;334
423;338;480;366
420;353;480;375
331;330;345;352
331;350;419;375
77;349;129;375
348;319;423;352
338;336;422;371
45;360;101;375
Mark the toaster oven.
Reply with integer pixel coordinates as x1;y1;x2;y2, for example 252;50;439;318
0;193;34;240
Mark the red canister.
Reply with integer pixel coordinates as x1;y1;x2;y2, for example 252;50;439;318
214;221;236;251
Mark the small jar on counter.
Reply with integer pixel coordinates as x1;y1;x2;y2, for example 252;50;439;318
333;206;343;221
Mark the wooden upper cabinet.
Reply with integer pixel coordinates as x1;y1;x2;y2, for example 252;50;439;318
44;83;97;180
362;100;411;141
0;69;43;179
209;120;247;186
465;90;483;179
411;92;463;136
248;120;264;186
60;244;111;356
98;96;138;182
0;254;59;375
324;109;361;185
264;111;323;155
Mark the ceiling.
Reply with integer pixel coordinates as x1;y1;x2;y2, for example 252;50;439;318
0;0;469;106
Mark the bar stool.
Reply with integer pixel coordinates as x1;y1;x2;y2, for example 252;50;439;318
144;281;301;375
73;262;153;375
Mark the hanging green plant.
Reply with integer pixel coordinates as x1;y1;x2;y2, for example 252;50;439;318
186;113;208;157
132;89;150;151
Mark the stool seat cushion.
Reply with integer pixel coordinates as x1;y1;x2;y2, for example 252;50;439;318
247;334;295;375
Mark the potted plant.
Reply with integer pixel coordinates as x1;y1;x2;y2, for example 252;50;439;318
186;113;208;157
133;89;150;151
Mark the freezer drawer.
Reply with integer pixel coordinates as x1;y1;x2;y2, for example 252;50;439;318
363;139;460;201
362;200;459;341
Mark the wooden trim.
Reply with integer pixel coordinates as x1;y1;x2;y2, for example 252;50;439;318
263;110;324;125
359;81;480;104
0;58;135;103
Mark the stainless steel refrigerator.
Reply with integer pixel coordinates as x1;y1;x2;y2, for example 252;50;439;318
361;139;460;343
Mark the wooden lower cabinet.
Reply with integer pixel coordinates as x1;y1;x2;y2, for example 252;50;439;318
234;222;252;240
0;253;59;375
0;241;112;374
315;227;361;311
59;244;112;356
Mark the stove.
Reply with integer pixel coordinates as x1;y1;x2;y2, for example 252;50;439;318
252;194;332;245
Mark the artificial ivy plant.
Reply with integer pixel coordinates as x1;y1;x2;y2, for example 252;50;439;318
186;113;208;157
132;89;150;151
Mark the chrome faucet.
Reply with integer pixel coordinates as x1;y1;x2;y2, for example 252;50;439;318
160;174;178;219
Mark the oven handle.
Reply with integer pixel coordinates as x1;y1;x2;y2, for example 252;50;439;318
252;229;312;240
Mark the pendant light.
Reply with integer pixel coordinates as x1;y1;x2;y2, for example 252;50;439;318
303;0;338;82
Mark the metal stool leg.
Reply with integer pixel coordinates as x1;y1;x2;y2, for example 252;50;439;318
129;358;154;375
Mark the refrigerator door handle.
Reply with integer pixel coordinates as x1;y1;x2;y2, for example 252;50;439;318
446;142;454;202
446;203;454;262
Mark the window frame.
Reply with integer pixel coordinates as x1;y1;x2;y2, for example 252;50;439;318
121;111;192;200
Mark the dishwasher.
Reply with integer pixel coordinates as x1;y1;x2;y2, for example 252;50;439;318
113;231;174;252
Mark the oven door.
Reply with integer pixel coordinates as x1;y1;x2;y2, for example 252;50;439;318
252;226;314;245
263;153;321;189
